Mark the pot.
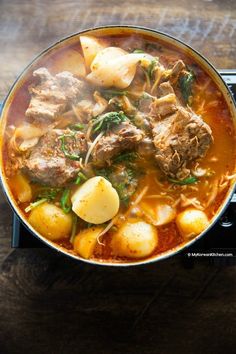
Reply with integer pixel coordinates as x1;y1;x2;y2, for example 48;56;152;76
0;25;236;266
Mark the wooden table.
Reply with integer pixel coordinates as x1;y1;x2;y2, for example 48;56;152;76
0;1;236;353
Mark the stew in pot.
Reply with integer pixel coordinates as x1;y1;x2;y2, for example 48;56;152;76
1;32;236;263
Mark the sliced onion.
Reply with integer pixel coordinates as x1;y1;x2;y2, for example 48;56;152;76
87;52;154;89
19;137;39;151
80;35;108;69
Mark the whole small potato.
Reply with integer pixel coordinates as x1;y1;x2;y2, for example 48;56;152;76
28;202;73;241
111;219;158;259
176;208;209;238
72;176;119;224
73;226;104;259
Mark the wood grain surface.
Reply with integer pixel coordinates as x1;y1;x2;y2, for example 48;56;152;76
0;1;236;353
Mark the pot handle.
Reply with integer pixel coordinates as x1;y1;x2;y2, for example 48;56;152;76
230;192;236;203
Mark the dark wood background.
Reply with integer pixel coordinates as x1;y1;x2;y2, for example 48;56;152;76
0;1;236;353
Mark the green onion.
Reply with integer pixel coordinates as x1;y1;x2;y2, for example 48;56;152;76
168;176;198;185
133;49;145;53
69;123;84;131
25;198;47;213
59;133;81;161
60;189;72;213
75;171;88;185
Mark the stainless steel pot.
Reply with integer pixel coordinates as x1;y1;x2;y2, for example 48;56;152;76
1;26;236;266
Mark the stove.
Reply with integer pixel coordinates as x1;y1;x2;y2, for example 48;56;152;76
8;71;236;264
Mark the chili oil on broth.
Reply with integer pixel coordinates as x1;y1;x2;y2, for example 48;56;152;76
1;30;236;264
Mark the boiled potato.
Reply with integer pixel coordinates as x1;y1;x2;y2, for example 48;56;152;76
73;226;103;259
80;35;108;69
176;208;209;238
28;202;73;241
111;219;158;258
140;201;176;226
47;48;86;77
9;173;32;203
71;176;119;224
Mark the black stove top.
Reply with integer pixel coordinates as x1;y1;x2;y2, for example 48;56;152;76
10;71;236;264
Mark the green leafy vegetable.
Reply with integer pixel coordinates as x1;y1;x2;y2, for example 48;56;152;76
96;166;138;206
69;123;84;131
179;70;195;104
75;171;88;185
112;168;138;205
147;59;158;79
25;198;48;213
115;183;130;205
114;152;138;163
92;111;128;133
133;49;145;53
60;189;72;213
59;133;81;161
25;187;61;213
168;176;198;185
100;89;128;100
37;187;61;200
94;167;110;181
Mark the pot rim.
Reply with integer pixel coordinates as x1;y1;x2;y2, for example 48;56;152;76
0;25;236;267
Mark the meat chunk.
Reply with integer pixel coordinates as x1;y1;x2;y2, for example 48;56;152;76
169;60;185;81
73;91;108;123
150;93;177;118
159;81;174;95
133;111;152;133
92;121;144;164
150;81;178;118
172;60;185;77
152;107;213;179
26;68;85;121
23;129;88;186
137;137;155;158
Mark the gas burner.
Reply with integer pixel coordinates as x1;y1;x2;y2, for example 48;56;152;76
11;71;236;265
